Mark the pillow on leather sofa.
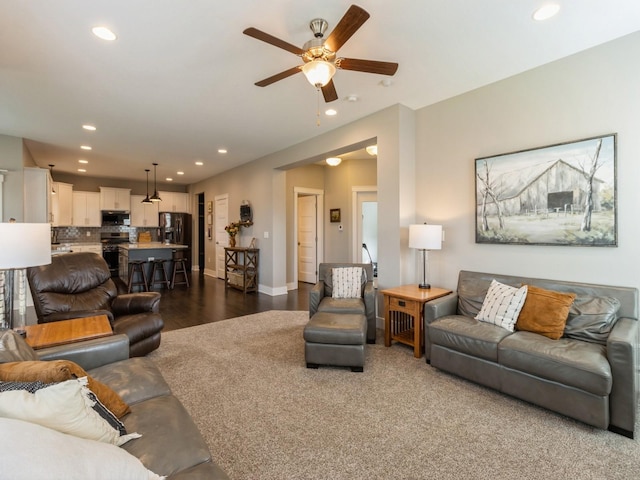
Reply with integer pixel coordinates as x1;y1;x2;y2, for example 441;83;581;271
0;418;163;480
475;279;528;331
516;285;576;340
563;296;621;345
0;360;130;418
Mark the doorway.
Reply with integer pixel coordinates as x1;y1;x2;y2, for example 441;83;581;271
214;194;229;279
197;193;205;271
294;187;324;286
352;187;378;276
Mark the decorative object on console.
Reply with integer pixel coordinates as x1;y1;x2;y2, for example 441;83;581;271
408;223;442;289
475;133;617;246
0;223;52;332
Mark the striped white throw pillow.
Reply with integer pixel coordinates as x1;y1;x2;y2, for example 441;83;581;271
475;279;528;331
331;267;363;299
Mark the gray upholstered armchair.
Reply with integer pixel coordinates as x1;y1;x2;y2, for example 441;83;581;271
309;263;376;343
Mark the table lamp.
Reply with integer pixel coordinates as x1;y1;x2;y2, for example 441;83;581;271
408;223;442;289
0;222;52;332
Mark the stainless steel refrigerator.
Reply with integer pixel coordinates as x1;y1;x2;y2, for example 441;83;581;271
159;212;192;271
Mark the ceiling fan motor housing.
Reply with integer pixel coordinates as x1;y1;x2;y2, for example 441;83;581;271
309;18;328;38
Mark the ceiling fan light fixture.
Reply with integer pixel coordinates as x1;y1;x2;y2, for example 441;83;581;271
302;60;336;88
326;157;342;167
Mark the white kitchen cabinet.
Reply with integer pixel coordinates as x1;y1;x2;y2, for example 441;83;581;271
158;191;190;213
100;187;131;211
72;244;102;255
23;167;51;223
130;195;159;227
73;191;101;227
51;182;73;226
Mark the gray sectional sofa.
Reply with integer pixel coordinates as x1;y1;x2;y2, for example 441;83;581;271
424;270;639;438
0;330;228;479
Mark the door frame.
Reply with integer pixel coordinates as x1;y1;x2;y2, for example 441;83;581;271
351;186;377;263
214;193;229;279
293;187;324;287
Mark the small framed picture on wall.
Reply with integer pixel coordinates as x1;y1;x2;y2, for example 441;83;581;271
330;208;341;223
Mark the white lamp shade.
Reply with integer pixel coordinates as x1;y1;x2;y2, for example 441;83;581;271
302;60;336;88
0;223;52;268
409;224;442;250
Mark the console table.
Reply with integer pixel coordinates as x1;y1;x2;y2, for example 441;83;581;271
224;247;259;293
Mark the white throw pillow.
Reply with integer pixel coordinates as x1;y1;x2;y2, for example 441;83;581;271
475;279;528;331
0;377;140;446
332;267;363;299
0;418;165;480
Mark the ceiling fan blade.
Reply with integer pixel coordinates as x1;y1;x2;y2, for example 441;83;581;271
324;5;370;53
243;27;305;55
321;80;338;103
255;66;302;87
336;58;398;76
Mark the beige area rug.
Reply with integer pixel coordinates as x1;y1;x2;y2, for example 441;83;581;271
149;311;640;480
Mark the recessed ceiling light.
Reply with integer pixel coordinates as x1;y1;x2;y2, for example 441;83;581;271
325;109;337;116
80;145;92;150
77;168;87;173
78;159;88;164
177;171;184;175
166;177;173;182
82;124;96;131
195;161;204;166
218;149;227;154
92;26;117;41
533;4;560;21
326;157;342;167
346;95;358;102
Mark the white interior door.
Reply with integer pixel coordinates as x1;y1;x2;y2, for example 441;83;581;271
352;189;378;268
297;195;317;283
215;194;229;279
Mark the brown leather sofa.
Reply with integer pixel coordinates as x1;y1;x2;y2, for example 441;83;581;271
27;252;164;357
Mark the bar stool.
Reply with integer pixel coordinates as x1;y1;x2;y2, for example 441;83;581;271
171;254;190;289
128;260;148;293
149;259;171;290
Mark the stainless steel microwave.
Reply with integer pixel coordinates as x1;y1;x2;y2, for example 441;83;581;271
101;211;130;226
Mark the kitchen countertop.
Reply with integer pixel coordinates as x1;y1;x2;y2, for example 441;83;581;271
120;242;187;250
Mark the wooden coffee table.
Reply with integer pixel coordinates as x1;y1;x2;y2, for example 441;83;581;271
23;315;113;350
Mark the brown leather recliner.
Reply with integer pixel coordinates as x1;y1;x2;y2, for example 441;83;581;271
27;252;164;357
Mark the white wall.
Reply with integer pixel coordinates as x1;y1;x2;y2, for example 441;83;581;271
416;32;640;293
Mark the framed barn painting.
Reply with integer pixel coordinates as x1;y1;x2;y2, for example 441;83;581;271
475;134;617;247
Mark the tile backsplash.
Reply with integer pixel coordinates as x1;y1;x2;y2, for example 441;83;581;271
53;226;159;244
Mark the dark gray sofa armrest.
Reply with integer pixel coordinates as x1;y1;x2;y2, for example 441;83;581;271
36;334;130;370
424;293;458;324
607;317;638;438
424;293;458;364
309;281;325;318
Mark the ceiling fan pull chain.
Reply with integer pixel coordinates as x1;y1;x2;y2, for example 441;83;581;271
316;88;321;127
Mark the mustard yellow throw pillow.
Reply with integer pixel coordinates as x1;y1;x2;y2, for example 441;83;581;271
516;285;576;339
0;360;130;418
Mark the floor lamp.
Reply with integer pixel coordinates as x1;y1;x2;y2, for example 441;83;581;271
0;223;52;332
408;224;442;289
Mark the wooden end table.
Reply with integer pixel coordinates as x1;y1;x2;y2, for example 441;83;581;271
382;285;452;358
23;315;113;350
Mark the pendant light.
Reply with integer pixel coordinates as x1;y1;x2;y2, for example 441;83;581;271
141;169;153;204
149;163;162;202
48;164;56;194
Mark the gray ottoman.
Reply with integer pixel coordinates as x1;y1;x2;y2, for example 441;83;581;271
303;312;367;372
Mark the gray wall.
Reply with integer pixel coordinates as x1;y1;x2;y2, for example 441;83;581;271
415;31;640;293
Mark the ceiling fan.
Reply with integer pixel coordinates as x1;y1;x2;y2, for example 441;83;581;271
243;4;398;103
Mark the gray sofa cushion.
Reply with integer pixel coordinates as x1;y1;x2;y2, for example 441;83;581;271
499;331;612;396
564;296;621;345
429;315;513;362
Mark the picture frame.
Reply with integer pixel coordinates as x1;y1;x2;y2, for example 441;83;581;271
330;208;341;223
475;133;617;247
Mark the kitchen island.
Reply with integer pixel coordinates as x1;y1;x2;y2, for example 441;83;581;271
119;243;188;290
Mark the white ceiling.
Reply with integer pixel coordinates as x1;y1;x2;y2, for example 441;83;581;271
2;1;639;185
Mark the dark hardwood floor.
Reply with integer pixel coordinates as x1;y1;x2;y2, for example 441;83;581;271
155;272;311;331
